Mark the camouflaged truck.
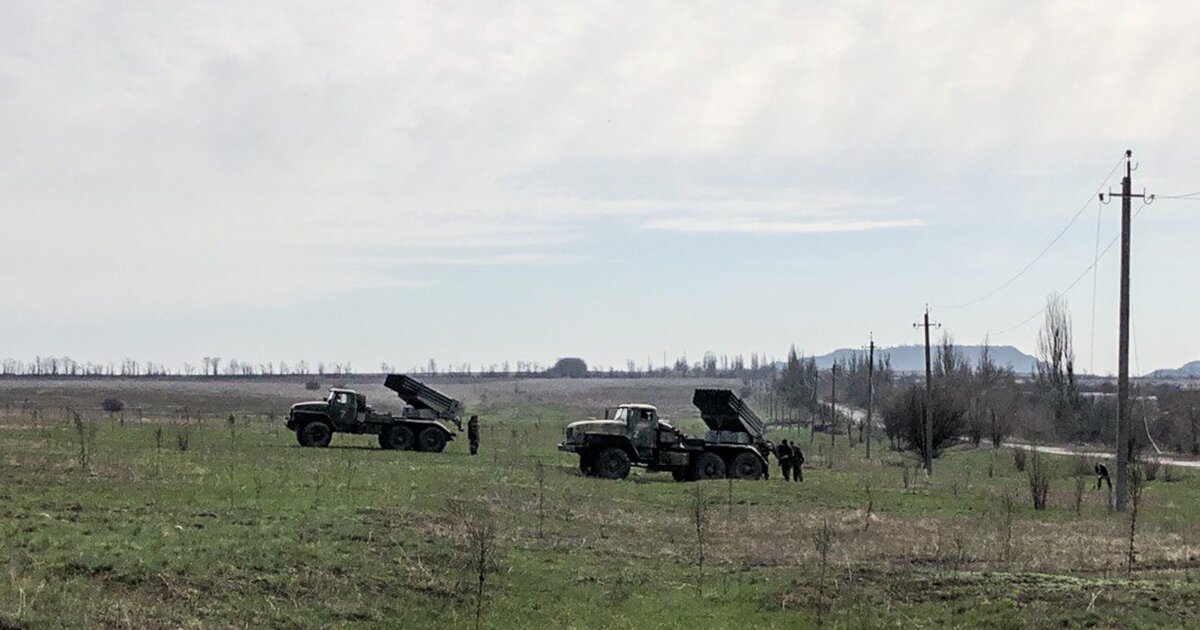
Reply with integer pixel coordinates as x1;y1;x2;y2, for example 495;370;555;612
558;389;769;481
287;374;462;451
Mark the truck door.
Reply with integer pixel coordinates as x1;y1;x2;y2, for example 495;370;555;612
332;392;355;428
630;408;657;459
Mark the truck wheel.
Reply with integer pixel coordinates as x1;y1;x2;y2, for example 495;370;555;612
578;453;594;476
379;425;414;450
297;420;332;448
417;427;447;453
671;468;688;482
728;452;765;480
691;452;725;480
593;448;631;480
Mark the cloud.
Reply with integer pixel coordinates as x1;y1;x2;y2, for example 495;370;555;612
645;217;925;234
2;0;1200;377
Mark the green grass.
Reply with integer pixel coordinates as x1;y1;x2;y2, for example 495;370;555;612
2;400;1200;629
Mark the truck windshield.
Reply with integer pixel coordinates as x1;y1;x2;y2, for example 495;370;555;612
611;408;629;422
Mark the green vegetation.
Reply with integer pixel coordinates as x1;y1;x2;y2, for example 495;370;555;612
2;387;1199;629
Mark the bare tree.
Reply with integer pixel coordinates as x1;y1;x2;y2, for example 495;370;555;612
466;516;498;630
1126;465;1146;576
1036;294;1080;437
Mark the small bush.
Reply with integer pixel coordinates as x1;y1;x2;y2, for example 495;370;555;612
1142;460;1160;481
174;423;191;452
1012;448;1027;472
1027;451;1049;510
101;398;125;413
304;380;321;391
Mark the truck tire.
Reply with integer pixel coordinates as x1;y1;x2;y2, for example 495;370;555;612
728;452;765;480
417;427;447;453
379;425;414;450
671;468;688;482
297;420;333;448
593;447;631;480
578;452;594;476
691;452;725;480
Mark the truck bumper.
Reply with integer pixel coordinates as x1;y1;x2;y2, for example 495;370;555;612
557;442;582;453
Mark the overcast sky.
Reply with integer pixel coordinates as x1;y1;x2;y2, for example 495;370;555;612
4;1;1199;375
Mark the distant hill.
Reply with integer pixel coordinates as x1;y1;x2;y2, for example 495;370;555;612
1147;361;1200;379
809;345;1038;374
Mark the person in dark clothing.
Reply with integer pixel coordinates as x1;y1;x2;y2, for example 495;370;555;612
1095;462;1112;490
467;415;480;456
792;444;805;482
778;440;794;481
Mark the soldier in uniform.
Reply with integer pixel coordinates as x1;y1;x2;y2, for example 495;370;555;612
778;440;794;481
1095;461;1112;490
467;415;480;456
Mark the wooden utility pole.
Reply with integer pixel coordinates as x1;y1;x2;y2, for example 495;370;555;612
1101;150;1150;512
830;364;837;447
811;372;819;444
914;307;940;475
866;335;875;460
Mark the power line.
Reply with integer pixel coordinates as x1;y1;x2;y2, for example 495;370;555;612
983;200;1149;337
942;155;1125;310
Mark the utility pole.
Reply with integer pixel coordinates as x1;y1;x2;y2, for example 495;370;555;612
914;307;941;475
1101;149;1151;513
811;372;820;444
867;334;875;460
830;364;837;447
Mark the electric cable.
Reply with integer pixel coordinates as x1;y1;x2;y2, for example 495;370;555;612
942;155;1125;309
983;200;1148;337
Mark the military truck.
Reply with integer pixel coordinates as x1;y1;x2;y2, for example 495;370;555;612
558;388;769;481
287;374;462;451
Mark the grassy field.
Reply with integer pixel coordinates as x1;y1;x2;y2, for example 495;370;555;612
2;377;1199;628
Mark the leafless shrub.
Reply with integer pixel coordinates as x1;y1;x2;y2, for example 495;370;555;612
154;425;164;451
535;459;546;538
999;492;1016;563
1126;465;1147;576
1027;451;1049;511
862;482;874;533
1012;447;1027;472
464;513;499;630
68;409;96;471
226;414;237;447
690;483;708;597
1072;457;1089;514
174;422;191;452
726;476;734;525
901;465;910;491
1073;474;1085;515
951;525;967;576
304;380;321;391
1164;465;1178;483
811;518;836;624
1142;460;1160;482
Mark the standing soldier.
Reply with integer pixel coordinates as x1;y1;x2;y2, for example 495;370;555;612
467;414;480;456
778;439;794;481
792;444;805;482
1095;461;1112;490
